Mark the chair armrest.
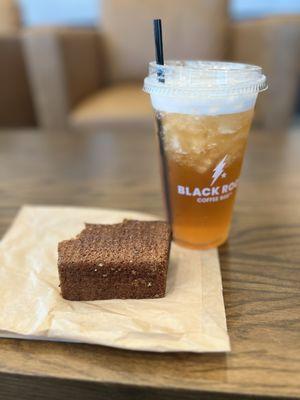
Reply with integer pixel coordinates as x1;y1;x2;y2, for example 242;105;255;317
229;15;300;130
0;32;35;127
23;27;105;130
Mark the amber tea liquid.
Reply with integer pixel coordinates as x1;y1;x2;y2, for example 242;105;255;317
156;109;254;249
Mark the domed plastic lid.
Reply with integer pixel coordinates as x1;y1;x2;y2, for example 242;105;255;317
144;60;267;98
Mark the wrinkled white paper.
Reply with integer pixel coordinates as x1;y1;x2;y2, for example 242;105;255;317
0;206;230;353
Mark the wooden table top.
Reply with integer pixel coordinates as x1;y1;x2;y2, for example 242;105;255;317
0;129;299;400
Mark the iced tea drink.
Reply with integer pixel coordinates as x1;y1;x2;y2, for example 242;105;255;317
156;109;254;248
144;61;267;249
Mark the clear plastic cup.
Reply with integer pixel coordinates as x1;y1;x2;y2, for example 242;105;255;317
144;60;267;249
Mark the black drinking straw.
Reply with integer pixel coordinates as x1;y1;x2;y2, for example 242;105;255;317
153;19;165;83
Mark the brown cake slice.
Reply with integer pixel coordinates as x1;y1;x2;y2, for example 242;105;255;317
58;220;171;301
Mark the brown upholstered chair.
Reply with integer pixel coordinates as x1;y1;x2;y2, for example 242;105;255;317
230;15;300;130
23;0;300;133
23;0;228;133
0;0;36;127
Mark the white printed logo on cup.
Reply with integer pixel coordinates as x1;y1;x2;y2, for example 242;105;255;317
176;154;239;203
211;155;227;186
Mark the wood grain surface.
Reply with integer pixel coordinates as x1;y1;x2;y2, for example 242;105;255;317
0;129;299;400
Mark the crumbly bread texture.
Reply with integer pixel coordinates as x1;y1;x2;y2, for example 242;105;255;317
58;219;171;301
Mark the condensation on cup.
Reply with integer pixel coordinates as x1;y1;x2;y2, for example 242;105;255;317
144;61;267;249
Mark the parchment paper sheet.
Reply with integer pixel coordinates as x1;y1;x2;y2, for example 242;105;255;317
0;206;230;353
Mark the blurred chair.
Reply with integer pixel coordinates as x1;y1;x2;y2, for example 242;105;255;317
23;0;300;133
0;0;36;127
23;0;228;132
230;15;300;131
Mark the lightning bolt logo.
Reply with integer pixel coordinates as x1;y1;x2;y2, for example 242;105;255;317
211;155;227;186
